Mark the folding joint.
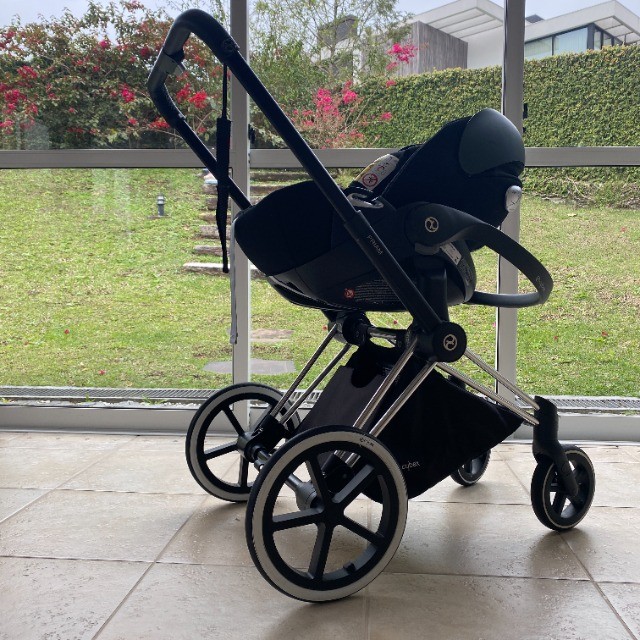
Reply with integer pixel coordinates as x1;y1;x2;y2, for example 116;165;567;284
157;51;186;77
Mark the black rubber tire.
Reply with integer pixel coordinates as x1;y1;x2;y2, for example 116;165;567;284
531;445;595;531
245;426;408;602
450;450;491;486
185;383;299;502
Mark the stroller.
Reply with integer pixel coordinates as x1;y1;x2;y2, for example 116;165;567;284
148;10;596;602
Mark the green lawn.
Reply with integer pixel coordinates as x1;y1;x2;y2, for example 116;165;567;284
0;168;638;396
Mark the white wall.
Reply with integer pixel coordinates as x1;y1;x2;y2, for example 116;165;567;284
466;27;504;67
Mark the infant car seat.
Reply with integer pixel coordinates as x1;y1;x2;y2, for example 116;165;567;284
234;109;525;313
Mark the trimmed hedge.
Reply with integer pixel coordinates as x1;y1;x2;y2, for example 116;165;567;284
360;45;640;207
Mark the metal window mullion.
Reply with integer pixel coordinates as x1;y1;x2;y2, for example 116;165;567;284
230;0;251;394
497;0;526;402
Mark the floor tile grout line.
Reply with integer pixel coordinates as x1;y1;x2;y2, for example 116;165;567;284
91;491;211;640
0;488;53;526
558;532;639;640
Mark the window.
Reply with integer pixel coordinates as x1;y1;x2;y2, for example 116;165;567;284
553;27;589;55
524;37;552;60
525;24;624;61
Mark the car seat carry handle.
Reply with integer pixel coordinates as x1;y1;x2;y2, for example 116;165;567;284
149;9;444;333
406;203;553;307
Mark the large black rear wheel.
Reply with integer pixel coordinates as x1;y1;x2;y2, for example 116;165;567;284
246;426;408;602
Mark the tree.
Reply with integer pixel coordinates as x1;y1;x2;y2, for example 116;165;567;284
0;0;225;149
249;0;412;147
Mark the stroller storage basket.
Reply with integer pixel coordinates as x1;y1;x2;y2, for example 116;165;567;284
300;342;522;499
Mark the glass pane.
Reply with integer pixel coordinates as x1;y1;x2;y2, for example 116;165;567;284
525;37;553;60
594;28;603;50
0;168;233;389
516;168;639;396
553;27;588;55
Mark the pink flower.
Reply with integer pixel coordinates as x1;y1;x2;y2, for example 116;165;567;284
121;86;135;103
379;112;392;121
385;79;396;87
342;89;358;104
176;85;191;102
150;118;170;130
188;90;207;109
17;65;38;79
98;38;111;50
4;89;24;103
388;42;417;64
0;119;14;129
127;117;138;126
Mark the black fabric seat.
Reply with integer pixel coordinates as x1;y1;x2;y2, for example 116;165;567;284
234;109;525;312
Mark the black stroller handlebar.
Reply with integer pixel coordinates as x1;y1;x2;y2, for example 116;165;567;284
406;203;553;307
148;9;448;333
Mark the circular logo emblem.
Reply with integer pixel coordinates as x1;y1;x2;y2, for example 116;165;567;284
425;217;439;233
362;173;379;187
344;288;355;300
443;334;458;351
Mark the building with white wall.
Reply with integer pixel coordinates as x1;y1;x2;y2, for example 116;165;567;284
398;0;640;74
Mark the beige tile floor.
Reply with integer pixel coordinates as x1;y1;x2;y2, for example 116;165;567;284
0;431;639;640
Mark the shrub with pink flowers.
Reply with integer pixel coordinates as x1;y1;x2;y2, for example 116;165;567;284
0;0;225;149
289;45;414;149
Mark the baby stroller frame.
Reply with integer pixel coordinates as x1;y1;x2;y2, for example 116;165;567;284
148;10;596;602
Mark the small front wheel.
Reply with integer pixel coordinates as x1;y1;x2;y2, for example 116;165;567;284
531;446;595;531
450;450;491;486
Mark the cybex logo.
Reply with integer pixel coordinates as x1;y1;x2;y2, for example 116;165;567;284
425;217;439;232
443;334;458;351
401;461;421;470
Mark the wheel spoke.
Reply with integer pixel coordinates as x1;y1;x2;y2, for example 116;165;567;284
306;456;329;499
238;456;250;489
573;467;589;487
333;464;377;508
203;441;237;461
340;515;384;546
222;406;245;436
552;489;567;514
271;508;322;532
308;523;333;580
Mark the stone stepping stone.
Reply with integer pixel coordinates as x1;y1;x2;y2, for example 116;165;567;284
193;245;223;256
251;328;293;343
182;262;264;278
199;225;230;241
204;359;295;375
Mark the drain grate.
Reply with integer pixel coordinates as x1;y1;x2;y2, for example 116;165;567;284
0;386;323;408
0;386;638;413
0;386;214;404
